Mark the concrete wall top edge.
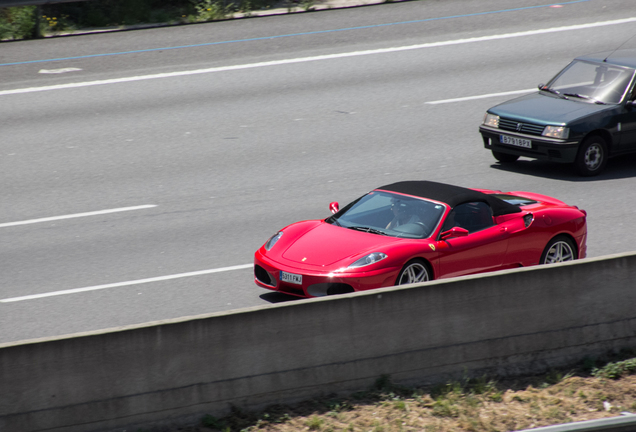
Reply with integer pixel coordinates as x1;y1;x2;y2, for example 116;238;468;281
2;250;635;350
0;301;293;349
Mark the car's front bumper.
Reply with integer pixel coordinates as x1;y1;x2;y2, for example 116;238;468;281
480;125;580;163
254;251;399;298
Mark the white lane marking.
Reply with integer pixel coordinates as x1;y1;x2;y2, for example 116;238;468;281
0;264;254;302
2;17;635;97
0;205;157;228
426;88;536;104
39;68;83;74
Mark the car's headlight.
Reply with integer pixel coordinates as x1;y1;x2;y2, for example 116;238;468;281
348;252;387;268
483;113;499;128
265;232;283;250
542;125;569;139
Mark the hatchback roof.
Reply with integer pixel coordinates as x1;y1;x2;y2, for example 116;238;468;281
575;48;636;69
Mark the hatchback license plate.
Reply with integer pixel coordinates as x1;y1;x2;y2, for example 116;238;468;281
280;271;302;285
500;135;531;148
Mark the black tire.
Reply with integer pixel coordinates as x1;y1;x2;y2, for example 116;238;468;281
575;136;607;176
540;236;577;264
492;150;519;163
395;259;431;285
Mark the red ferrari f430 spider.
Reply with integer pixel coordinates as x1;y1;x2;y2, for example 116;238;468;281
254;181;587;298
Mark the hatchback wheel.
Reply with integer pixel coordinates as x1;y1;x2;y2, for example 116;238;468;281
575;136;607;176
492;150;519;163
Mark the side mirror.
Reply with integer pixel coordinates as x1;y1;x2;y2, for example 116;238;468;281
440;227;469;240
538;83;545;90
329;202;339;214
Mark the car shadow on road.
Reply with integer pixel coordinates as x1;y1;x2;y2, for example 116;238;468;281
259;292;303;303
490;153;636;181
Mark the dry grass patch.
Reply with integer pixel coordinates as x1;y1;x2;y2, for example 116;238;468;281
175;354;636;432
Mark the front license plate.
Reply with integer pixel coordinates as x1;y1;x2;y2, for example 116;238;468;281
280;271;302;285
500;135;532;148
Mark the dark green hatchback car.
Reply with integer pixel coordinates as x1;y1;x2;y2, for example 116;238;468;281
479;49;636;176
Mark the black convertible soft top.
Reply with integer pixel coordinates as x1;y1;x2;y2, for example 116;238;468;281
377;180;522;216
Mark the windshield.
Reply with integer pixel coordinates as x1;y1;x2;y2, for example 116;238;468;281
545;60;635;104
326;191;446;239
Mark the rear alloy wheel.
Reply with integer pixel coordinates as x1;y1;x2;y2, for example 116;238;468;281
492;150;519;163
540;236;577;264
575;136;607;176
396;259;430;285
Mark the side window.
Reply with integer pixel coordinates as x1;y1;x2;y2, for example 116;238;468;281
442;202;494;233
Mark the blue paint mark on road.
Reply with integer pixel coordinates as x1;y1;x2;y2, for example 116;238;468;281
0;0;590;67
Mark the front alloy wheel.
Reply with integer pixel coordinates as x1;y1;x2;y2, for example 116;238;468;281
541;236;577;264
575;136;607;176
396;260;430;285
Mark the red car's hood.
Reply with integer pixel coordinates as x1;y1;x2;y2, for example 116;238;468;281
281;222;398;267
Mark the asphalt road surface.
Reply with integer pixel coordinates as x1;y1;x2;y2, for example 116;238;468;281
1;0;635;344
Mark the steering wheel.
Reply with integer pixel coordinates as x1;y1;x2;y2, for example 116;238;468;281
415;222;431;235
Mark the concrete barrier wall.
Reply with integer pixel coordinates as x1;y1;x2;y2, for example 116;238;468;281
2;252;636;432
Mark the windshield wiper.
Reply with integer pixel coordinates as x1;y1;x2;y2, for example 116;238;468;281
563;93;606;104
348;226;388;235
540;87;567;99
327;216;343;227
